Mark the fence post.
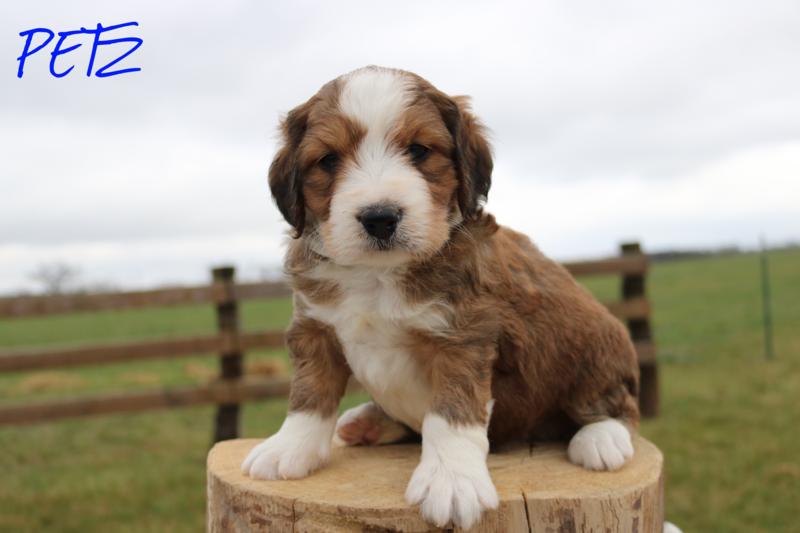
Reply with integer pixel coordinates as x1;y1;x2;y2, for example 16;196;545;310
212;266;243;442
759;236;775;360
620;242;659;417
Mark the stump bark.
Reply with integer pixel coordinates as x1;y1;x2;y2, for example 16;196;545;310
207;435;664;532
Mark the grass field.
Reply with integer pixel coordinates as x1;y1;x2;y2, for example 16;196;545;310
1;250;798;532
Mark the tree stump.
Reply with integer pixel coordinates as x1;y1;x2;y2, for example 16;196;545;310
207;435;664;532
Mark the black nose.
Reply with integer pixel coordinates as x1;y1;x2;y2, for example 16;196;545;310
358;205;402;240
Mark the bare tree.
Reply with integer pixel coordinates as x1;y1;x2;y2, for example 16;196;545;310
29;262;80;295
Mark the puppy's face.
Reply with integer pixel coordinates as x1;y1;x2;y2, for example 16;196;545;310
269;66;492;266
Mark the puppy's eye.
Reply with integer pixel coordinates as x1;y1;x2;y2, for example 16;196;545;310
407;143;431;163
318;153;339;172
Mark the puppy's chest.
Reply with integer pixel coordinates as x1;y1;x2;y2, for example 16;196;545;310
301;273;447;431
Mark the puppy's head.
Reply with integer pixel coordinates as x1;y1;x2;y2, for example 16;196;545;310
269;66;492;266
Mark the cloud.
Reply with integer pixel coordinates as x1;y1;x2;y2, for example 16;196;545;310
491;140;800;258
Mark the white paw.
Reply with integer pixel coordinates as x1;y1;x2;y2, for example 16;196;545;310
568;419;634;471
241;412;335;480
405;455;498;529
405;413;498;529
663;521;684;533
335;402;409;446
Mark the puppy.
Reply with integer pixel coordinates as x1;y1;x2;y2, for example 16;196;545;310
242;66;640;530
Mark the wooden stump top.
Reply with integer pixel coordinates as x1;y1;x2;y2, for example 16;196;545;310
208;435;664;532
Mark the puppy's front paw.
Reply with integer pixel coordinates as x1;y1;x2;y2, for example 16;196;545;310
568;419;634;471
241;412;335;480
405;457;499;529
405;413;498;530
241;435;323;480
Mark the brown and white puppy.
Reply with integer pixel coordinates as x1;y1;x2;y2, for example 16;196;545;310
242;66;640;530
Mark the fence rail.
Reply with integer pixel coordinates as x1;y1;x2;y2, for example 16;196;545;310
0;282;292;319
0;330;286;373
0;243;658;434
0;377;291;425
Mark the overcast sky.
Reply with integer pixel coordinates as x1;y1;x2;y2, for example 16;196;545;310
1;1;799;294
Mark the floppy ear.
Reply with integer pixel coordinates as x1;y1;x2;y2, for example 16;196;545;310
428;92;493;219
269;99;314;238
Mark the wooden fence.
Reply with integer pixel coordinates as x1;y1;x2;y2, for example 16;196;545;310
0;242;658;440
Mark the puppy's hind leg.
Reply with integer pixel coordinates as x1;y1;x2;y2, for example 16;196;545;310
563;382;640;471
567;418;634;470
334;401;412;446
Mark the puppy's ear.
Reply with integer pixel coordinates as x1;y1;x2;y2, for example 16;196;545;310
269;99;314;238
429;92;493;219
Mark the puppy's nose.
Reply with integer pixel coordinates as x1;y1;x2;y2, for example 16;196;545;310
358;205;402;241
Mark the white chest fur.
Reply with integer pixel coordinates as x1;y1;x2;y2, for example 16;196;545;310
300;266;448;432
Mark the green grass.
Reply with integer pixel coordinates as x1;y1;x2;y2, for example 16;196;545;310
1;250;798;532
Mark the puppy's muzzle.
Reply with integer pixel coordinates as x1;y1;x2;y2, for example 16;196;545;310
358;205;402;241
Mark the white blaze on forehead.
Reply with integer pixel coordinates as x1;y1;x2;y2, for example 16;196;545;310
340;69;415;179
339;68;413;140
